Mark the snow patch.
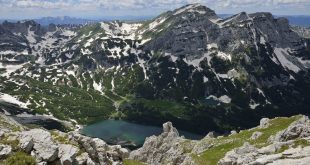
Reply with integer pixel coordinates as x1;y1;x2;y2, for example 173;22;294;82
206;95;231;104
0;93;29;109
273;48;301;73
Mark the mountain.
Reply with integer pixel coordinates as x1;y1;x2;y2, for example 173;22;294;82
33;16;101;26
292;25;310;38
0;4;310;136
279;15;310;27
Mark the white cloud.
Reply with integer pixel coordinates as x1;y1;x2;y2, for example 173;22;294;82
1;0;310;10
0;0;309;19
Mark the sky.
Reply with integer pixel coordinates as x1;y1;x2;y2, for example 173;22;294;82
0;0;310;19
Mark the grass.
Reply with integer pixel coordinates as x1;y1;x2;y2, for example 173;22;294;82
123;159;145;165
0;134;20;151
192;115;302;165
2;152;36;165
293;138;310;148
0;115;22;132
51;130;70;144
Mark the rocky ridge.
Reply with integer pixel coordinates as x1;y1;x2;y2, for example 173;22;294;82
1;112;310;164
0;114;129;165
127;115;310;165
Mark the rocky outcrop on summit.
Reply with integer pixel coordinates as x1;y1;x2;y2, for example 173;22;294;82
143;4;306;59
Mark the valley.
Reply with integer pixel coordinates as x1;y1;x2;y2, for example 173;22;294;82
0;3;310;164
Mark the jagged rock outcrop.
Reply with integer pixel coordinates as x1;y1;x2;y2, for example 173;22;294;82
129;122;197;165
58;144;79;165
274;116;310;142
0;114;129;165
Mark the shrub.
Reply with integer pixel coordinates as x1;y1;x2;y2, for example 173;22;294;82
4;152;36;165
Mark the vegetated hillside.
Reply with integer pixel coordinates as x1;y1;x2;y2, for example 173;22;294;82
0;4;310;134
126;115;310;165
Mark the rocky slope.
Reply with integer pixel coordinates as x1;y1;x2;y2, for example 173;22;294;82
0;113;129;165
0;3;310;135
1;112;310;165
292;25;310;38
127;115;310;165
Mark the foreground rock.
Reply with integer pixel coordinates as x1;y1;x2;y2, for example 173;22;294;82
129;122;197;165
2;112;310;165
0;114;129;165
218;116;310;165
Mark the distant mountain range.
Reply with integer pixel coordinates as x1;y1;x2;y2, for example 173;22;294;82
1;15;310;26
0;16;154;26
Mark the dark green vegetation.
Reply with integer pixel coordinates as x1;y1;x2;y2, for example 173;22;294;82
1;8;310;136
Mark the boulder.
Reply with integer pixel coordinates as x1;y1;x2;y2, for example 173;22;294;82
0;144;12;158
75;152;89;165
250;131;263;140
205;132;215;138
58;144;79;165
230;130;237;135
118;147;129;159
274;116;310;142
218;142;258;165
0;130;5;138
20;129;58;162
19;133;34;153
260;118;270;128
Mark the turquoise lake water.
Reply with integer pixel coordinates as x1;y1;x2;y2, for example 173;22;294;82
81;120;203;147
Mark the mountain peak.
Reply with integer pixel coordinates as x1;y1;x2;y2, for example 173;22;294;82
172;3;217;18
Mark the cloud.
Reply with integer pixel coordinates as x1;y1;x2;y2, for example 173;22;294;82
1;0;310;10
0;0;309;19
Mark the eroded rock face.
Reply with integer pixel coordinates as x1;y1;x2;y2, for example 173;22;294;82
129;122;196;165
274;116;310;142
58;144;79;165
20;129;58;162
68;131;128;164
